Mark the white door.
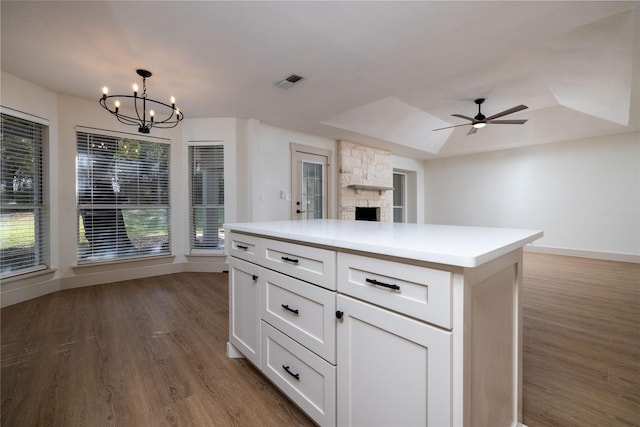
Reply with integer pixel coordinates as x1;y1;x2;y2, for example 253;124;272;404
292;151;328;219
336;294;452;427
228;257;261;367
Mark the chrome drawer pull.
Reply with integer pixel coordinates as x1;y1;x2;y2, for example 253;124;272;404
282;365;300;380
281;304;299;315
237;244;248;250
366;278;401;291
281;256;299;264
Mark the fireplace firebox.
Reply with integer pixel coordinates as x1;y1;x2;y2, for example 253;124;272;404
355;207;380;221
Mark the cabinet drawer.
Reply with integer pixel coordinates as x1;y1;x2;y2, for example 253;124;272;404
228;232;261;264
262;238;336;290
262;268;336;364
261;322;336;427
337;252;452;328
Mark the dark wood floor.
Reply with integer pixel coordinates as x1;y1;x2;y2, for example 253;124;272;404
522;253;639;427
1;273;315;427
1;253;638;426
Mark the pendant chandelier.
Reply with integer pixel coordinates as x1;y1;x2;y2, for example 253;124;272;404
100;69;184;133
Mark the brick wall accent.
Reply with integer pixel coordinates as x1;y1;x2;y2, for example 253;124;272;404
338;140;393;221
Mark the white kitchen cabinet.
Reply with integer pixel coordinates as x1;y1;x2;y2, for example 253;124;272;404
225;220;542;427
226;232;339;426
336;294;452;427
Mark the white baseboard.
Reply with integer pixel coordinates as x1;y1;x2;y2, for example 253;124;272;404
2;259;229;307
525;245;640;263
1;278;59;308
227;342;245;359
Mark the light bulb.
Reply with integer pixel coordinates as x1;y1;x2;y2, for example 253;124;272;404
102;86;109;95
473;122;487;129
133;83;138;92
175;108;180;116
114;100;120;108
170;96;175;105
150;110;155;117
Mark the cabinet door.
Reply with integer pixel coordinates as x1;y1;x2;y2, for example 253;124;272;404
336;295;451;427
228;257;261;367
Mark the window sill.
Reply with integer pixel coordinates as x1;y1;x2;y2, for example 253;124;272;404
188;249;226;257
1;267;57;286
73;254;176;271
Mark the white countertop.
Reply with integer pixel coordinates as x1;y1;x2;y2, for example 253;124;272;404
224;220;543;268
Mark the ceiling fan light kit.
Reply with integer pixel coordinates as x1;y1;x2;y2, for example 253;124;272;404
433;98;528;135
100;69;184;134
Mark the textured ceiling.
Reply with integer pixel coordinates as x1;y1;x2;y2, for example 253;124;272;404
1;1;638;159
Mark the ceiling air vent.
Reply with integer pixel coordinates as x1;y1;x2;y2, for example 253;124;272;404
274;74;304;89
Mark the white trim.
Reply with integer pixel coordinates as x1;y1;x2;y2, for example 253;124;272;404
1;260;229;307
188;249;226;256
73;254;175;269
1;278;59;308
525;245;640;263
187;139;224;146
1;106;50;126
75;125;171;143
1;266;53;283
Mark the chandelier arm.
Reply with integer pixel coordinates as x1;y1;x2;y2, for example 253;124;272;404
101;95;151;126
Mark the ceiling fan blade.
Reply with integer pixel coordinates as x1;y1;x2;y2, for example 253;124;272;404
485;105;528;121
451;114;475;122
432;123;472;131
487;119;528;125
467;126;479;135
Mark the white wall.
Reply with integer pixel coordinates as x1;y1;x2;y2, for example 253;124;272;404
424;132;640;260
248;123;337;221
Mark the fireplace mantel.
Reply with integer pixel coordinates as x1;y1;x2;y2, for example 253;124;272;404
346;184;394;195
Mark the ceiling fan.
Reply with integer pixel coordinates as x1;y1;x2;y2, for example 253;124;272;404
433;98;528;135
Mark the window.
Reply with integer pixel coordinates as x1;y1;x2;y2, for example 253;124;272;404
0;112;49;278
76;132;170;263
189;145;224;250
393;172;406;223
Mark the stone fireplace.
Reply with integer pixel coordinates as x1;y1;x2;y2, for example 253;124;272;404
338;140;393;222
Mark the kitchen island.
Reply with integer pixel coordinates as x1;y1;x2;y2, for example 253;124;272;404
225;219;542;427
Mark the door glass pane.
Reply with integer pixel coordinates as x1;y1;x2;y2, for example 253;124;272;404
302;162;323;219
393;173;406;223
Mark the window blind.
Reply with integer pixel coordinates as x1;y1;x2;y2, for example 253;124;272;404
0;113;49;277
189;145;224;250
76;132;170;262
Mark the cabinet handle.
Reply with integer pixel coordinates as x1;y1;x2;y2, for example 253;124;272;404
281;304;299;315
237;244;248;250
252;275;258;281
281;256;299;264
336;310;344;319
366;278;401;291
282;365;300;380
